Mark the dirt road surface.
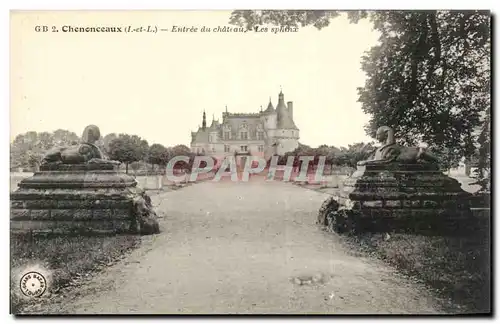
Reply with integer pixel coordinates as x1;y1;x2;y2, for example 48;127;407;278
44;179;443;314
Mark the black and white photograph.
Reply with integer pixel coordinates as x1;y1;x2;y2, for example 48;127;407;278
8;7;492;315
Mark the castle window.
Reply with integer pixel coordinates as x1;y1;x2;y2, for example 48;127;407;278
257;132;264;140
258;145;264;152
224;145;230;152
240;145;248;152
240;132;248;140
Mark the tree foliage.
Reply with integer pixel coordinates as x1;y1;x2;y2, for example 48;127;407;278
107;134;149;173
146;143;170;168
268;142;375;170
471;108;491;192
10;129;79;171
336;142;376;168
230;10;491;190
10;129;196;176
171;144;191;157
102;133;118;152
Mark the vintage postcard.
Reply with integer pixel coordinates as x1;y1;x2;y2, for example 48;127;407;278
9;10;491;315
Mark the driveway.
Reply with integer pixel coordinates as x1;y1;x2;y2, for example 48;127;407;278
45;178;442;314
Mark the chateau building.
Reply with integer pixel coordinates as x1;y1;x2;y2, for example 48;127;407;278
190;90;300;164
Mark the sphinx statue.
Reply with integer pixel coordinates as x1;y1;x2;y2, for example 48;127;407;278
42;125;119;165
12;124;162;236
316;125;475;236
357;126;438;166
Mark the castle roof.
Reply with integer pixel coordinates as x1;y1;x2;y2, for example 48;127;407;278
276;91;298;130
191;128;209;143
191;90;298;144
209;118;220;130
263;97;275;114
223;112;261;119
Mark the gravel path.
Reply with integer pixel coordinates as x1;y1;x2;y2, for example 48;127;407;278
50;179;442;314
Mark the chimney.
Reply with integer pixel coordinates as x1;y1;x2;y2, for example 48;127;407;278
287;101;293;119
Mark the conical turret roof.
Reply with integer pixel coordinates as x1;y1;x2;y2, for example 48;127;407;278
264;97;275;113
276;91;298;129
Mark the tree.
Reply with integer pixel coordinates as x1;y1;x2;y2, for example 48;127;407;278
10;129;80;170
146;143;170;170
52;129;79;147
102;133;118;153
326;146;342;169
171;144;191;157
107;134;149;174
27;151;43;172
230;10;491;191
472;109;490;192
162;148;174;169
130;161;142;174
350;142;376;167
331;142;375;168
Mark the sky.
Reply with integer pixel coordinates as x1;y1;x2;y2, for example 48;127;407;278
10;10;380;148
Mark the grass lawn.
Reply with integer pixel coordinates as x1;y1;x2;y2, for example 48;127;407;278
10;233;140;314
342;228;491;314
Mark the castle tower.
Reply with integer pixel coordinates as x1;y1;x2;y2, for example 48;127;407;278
276;90;297;129
208;116;220;155
274;90;299;155
260;96;278;159
209;116;219;141
287;101;293;119
261;97;277;128
202;110;207;130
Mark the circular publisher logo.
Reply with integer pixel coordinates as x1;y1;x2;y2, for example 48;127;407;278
20;271;47;297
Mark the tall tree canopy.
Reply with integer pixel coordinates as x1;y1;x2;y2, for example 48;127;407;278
10;129;195;176
146;143;170;169
107;134;149;173
10;130;79;171
171;144;191;157
230;10;491;188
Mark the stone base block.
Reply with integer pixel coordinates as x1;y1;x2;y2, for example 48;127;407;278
322;202;486;236
10;208;132;221
318;162;486;235
10;219;133;235
11;168;161;236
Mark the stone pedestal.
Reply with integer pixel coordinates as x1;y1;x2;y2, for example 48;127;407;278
318;163;483;235
10;163;160;235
